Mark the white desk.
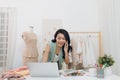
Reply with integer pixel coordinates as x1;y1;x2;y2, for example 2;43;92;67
26;75;120;80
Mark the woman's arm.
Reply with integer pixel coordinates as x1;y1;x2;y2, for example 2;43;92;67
64;52;69;64
64;42;70;64
42;44;50;62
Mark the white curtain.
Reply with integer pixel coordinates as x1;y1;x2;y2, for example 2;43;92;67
99;0;120;75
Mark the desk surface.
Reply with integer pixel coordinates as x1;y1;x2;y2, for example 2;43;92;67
26;75;120;80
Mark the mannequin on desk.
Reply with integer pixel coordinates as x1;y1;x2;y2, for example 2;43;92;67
22;26;39;65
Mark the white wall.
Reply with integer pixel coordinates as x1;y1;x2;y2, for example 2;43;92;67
98;0;120;76
0;0;100;68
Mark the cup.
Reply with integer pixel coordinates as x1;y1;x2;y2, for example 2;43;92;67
97;68;104;78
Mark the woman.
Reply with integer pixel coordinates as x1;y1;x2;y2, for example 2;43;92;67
42;29;72;70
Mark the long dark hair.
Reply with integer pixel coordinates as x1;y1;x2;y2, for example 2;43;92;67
52;29;72;59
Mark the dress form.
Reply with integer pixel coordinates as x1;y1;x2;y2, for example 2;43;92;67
22;26;39;65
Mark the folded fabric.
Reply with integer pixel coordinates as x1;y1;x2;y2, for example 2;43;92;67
0;66;29;80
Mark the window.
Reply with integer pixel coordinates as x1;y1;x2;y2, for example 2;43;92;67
0;7;16;73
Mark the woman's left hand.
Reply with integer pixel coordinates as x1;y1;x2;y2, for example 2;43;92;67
64;42;68;53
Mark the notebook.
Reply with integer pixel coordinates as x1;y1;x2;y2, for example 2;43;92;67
28;62;60;77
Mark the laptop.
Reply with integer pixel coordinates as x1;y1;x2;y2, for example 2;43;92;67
28;62;60;77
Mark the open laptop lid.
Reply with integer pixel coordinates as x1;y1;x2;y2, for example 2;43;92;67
28;62;60;77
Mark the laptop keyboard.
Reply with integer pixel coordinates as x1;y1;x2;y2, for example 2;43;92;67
60;76;96;80
60;76;89;80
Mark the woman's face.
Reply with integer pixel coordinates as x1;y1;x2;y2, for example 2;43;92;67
56;33;66;48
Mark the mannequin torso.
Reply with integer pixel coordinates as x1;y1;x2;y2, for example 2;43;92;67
22;31;39;57
22;26;39;65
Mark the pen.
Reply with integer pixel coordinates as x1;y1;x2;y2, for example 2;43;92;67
102;63;107;70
